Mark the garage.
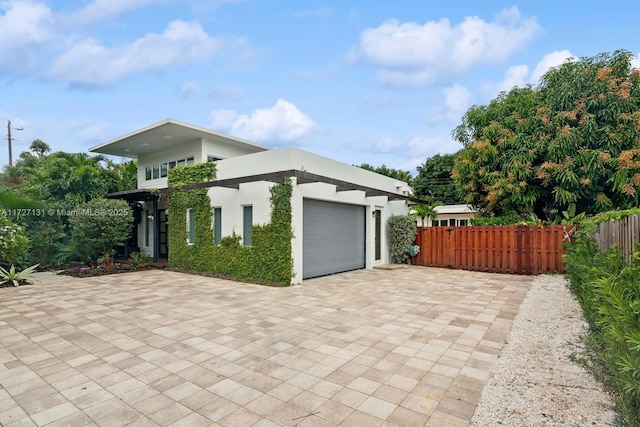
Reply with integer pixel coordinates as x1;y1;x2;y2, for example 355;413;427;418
303;198;366;279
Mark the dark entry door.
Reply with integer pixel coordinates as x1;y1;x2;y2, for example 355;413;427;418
159;209;168;258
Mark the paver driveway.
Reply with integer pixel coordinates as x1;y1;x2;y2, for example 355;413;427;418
0;267;532;426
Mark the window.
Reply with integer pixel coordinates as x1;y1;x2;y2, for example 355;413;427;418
145;210;150;246
213;208;222;245
243;206;252;246
207;155;222;162
458;219;468;226
187;209;195;244
145;156;196;180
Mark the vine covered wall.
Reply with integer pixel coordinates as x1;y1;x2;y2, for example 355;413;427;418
167;162;294;286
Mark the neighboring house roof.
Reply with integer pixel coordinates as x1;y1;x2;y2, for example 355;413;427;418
89;118;269;159
434;204;477;214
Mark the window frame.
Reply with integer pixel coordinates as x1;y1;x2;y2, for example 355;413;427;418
213;207;222;245
187;209;195;245
242;205;253;246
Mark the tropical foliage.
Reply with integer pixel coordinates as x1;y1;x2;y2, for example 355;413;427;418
413;203;439;226
0;142;137;266
356;163;413;184
0;216;29;265
413;153;461;204
564;210;640;426
0;263;39;287
67;198;134;264
452;50;640;220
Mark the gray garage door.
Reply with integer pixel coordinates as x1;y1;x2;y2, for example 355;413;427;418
303;199;366;279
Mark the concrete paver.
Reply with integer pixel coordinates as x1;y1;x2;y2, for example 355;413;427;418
0;267;531;426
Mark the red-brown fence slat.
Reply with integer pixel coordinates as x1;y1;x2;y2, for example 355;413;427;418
413;225;571;275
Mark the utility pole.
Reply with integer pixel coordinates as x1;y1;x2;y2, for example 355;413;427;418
7;120;12;167
6;120;23;167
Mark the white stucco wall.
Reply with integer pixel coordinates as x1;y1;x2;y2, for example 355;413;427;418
137;138;266;190
136;143;411;283
137;140;201;189
208;181;273;246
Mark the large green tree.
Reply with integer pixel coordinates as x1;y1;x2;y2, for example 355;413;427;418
453;50;640;219
413;153;461;204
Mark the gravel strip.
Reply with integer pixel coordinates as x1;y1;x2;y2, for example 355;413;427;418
471;274;616;426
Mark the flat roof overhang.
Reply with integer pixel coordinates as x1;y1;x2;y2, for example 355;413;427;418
152;169;421;203
105;188;157;202
90;118;270;159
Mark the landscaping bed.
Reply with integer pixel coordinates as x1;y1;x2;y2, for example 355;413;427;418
59;263;154;278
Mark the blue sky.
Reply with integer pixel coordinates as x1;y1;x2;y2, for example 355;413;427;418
1;1;639;174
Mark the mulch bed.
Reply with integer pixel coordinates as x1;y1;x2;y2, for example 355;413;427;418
0;280;30;288
59;264;155;278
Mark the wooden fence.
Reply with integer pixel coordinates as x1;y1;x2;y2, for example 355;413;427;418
412;225;572;274
593;214;640;263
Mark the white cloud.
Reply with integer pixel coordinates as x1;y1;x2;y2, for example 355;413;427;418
349;6;541;86
360;135;404;153
290;7;333;18
209;83;245;101
483;50;574;96
0;0;57;72
0;2;257;85
361;93;402;111
65;119;110;147
209;99;317;144
65;0;161;26
407;134;462;158
530;50;574;82
631;53;640;69
49;20;249;87
177;80;200;98
427;84;473;124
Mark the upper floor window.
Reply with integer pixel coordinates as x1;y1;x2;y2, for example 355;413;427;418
207;155;222;162
145;155;195;180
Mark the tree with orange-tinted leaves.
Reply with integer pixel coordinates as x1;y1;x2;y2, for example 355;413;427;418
452;50;640;220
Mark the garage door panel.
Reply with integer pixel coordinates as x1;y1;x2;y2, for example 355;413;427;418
303;199;365;279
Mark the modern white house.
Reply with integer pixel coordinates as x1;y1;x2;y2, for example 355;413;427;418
413;204;478;227
90;119;415;284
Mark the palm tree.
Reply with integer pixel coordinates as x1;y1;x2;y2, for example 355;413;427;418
29;139;51;157
414;203;441;226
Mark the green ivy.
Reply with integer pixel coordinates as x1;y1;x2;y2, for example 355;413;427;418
167;162;294;286
387;214;417;264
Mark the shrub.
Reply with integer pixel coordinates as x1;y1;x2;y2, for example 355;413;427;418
68;198;133;262
565;211;640;426
0;263;39;287
387;215;417;264
0;216;29;265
